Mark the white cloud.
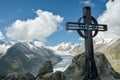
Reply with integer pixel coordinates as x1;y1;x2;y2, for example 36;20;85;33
95;0;120;42
0;31;4;40
80;0;94;7
6;10;64;42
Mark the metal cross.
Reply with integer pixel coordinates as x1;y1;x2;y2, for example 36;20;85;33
66;6;107;80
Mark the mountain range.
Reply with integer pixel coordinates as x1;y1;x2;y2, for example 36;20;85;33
0;41;61;76
0;39;119;76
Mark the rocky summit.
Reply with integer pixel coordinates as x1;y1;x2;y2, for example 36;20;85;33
36;52;120;80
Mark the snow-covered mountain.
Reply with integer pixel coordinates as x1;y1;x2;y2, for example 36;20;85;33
49;42;79;52
0;40;11;57
0;42;61;76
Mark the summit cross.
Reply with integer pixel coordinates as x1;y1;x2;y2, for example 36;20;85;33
66;6;107;80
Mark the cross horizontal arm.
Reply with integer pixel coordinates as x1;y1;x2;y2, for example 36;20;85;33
66;22;107;31
66;22;84;30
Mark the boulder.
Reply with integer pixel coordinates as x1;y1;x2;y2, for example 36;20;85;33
37;61;53;76
36;61;53;80
36;61;65;80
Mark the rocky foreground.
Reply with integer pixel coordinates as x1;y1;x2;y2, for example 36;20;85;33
0;52;120;80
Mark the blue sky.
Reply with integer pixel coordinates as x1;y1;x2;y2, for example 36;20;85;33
0;0;114;46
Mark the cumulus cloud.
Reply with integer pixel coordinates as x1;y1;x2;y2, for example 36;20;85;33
95;0;120;42
0;31;4;40
6;10;63;42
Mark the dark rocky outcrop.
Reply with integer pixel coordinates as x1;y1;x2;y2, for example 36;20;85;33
36;61;65;80
64;53;120;80
36;52;120;80
16;73;35;80
36;61;53;78
0;73;35;80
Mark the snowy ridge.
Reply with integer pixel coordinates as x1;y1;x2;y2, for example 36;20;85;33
48;42;80;52
95;38;116;45
0;44;10;57
0;40;11;57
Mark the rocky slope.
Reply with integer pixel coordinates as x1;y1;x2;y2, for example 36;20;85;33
95;39;120;74
70;39;120;74
0;42;61;76
70;45;85;55
63;53;120;80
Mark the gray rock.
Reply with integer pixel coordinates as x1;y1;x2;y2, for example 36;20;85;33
63;52;120;80
95;52;120;80
63;53;85;80
16;73;35;80
36;61;65;80
37;61;53;76
36;61;53;80
51;71;65;80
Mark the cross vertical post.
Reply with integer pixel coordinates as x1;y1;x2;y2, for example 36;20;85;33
66;6;107;80
83;7;99;80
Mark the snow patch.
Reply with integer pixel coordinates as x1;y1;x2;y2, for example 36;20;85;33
33;41;45;47
95;38;115;45
25;54;35;59
0;44;10;57
27;42;34;49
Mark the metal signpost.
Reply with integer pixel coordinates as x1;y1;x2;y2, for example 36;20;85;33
66;6;107;80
